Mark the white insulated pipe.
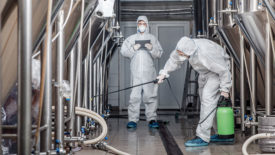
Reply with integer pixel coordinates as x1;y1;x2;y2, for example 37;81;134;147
242;133;275;155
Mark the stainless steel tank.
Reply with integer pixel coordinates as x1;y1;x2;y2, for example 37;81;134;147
216;0;275;108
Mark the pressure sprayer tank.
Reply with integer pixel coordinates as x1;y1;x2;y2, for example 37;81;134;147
217;97;235;139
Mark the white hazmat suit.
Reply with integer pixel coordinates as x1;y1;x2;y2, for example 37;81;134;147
159;37;232;142
120;16;163;122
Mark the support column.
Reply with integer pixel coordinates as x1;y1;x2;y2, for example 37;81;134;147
18;0;32;154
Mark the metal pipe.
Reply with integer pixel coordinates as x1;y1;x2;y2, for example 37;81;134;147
93;61;97;112
116;0;121;23
65;117;71;123
3;125;48;136
121;12;191;16
239;0;245;13
240;32;246;132
83;59;89;123
76;0;85;135
213;0;217;30
193;0;200;35
17;0;32;154
2;134;17;139
2;125;42;129
98;57;101;114
118;46;121;112
68;47;76;135
263;0;275;20
239;0;246;132
250;47;257;135
201;0;207;35
238;1;260;135
96;59;100;113
206;0;209;37
227;0;235;27
92;32;114;64
32;0;65;53
100;54;104;115
31;125;48;134
64;3;102;59
2;125;17;129
239;37;258;136
40;0;53;151
102;41;108;114
99;30;105;114
231;56;236;108
88;18;93;111
55;10;65;149
76;51;82;135
38;151;58;155
208;0;217;36
89;57;93;111
217;0;223;27
248;0;259;136
64;136;84;142
32;50;41;58
265;21;272;116
121;8;192;12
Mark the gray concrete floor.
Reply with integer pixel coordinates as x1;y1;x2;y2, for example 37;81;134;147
75;115;261;155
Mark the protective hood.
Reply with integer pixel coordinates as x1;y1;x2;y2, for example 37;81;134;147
137;16;149;33
176;37;198;56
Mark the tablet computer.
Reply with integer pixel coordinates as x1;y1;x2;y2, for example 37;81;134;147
135;40;151;50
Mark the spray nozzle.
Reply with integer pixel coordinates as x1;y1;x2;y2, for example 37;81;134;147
154;78;167;84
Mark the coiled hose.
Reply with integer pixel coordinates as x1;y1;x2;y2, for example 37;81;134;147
75;107;130;155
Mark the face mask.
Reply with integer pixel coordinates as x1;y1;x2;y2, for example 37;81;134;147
138;25;146;33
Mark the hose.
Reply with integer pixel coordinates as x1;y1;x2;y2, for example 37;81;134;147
197;106;217;125
75;107;107;144
75;107;131;155
242;133;275;155
166;79;181;109
103;143;131;155
92;79;159;98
